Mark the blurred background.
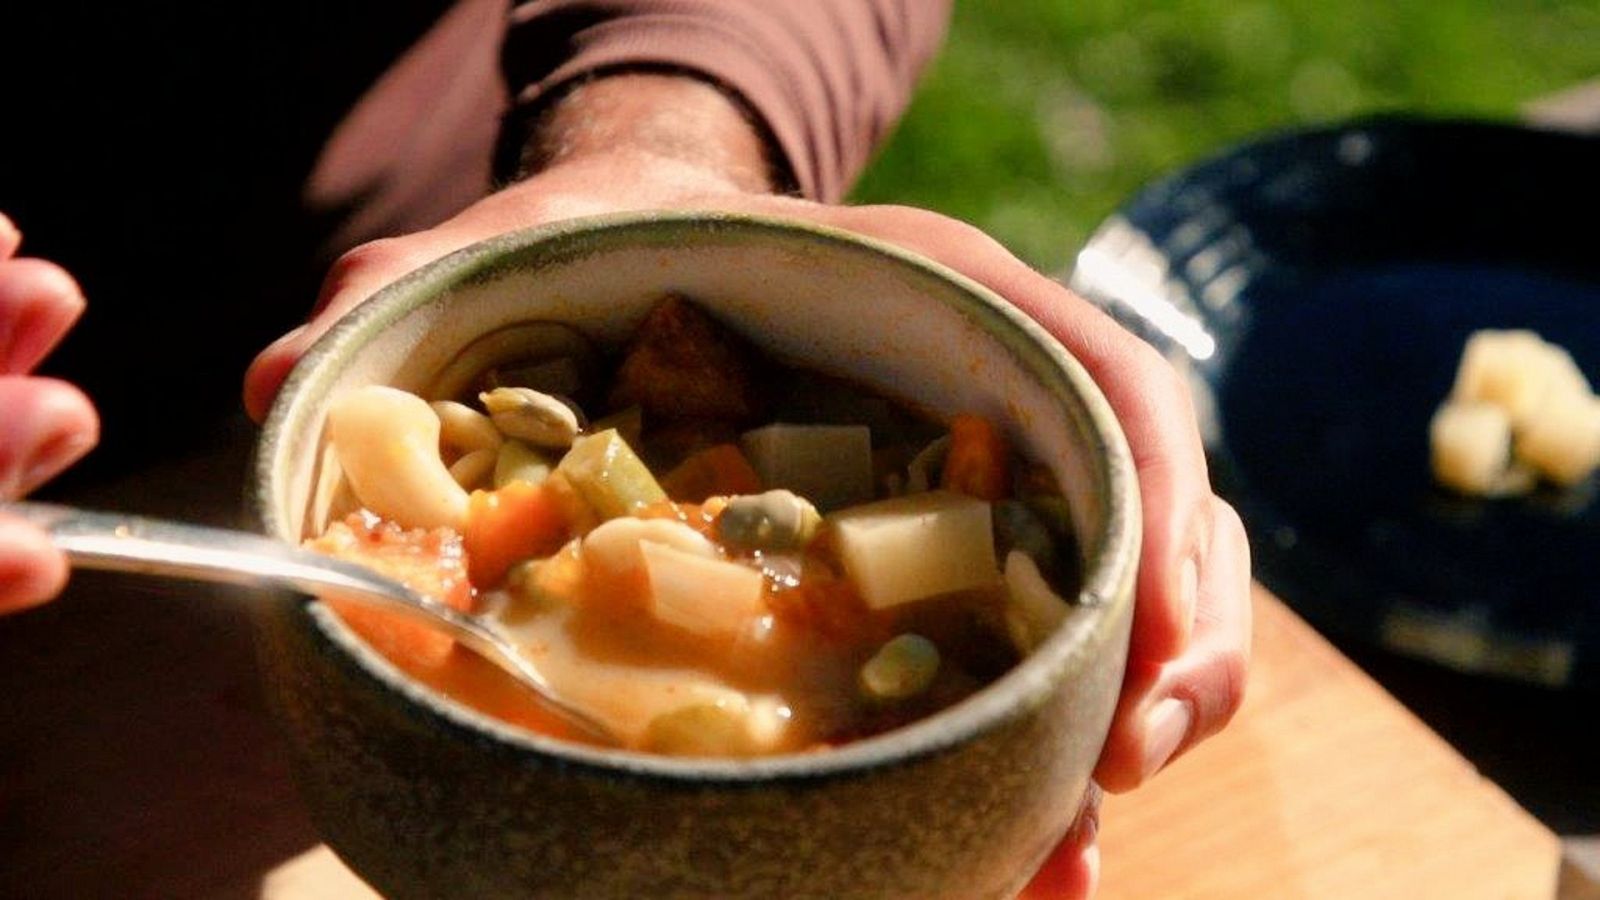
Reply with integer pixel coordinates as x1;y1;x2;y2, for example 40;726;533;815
852;0;1600;841
855;0;1600;272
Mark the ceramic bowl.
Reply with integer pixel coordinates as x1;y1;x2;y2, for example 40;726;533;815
253;212;1139;899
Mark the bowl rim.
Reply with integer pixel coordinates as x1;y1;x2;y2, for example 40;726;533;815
254;209;1140;781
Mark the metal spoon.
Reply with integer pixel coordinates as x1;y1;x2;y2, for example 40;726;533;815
7;500;613;743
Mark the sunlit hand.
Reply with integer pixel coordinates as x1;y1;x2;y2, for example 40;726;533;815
0;212;99;613
242;73;1252;899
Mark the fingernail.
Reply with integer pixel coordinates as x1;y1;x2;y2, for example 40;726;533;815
1077;794;1100;847
20;433;95;495
2;294;83;376
245;325;310;422
1142;697;1192;778
6;404;97;498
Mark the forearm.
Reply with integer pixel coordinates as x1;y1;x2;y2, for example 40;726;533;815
499;0;953;203
507;72;779;195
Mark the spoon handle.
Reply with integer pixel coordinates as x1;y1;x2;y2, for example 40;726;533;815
6;500;438;614
5;500;616;742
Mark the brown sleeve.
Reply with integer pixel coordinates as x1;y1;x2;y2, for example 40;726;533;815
499;0;952;202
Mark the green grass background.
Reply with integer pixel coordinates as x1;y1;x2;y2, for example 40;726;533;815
852;1;1600;274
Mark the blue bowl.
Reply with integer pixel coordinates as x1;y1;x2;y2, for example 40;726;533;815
1072;117;1600;689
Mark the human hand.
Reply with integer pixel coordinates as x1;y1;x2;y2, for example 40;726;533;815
0;212;99;613
243;73;775;420
693;199;1252;897
801;204;1252;897
243;73;1251;899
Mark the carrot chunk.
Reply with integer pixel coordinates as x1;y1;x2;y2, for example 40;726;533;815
463;481;570;588
940;414;1010;502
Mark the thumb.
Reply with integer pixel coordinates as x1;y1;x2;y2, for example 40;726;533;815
244;233;465;422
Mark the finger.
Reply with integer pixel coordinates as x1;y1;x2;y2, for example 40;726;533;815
243;234;460;423
1095;497;1252;791
1017;782;1102;899
242;325;311;424
0;512;69;614
0;376;100;498
0;257;87;374
0;212;20;260
814;204;1214;664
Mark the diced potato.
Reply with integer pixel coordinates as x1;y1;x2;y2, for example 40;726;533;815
1435;329;1599;494
1452;329;1590;430
556;429;668;519
742;423;874;512
639;540;767;639
1542;345;1594;402
829;490;1000;610
1430;402;1532;496
1517;392;1600;486
1451;330;1551;423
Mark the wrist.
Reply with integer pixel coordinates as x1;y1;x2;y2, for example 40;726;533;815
505;72;784;196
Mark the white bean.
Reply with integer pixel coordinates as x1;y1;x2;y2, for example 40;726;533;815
480;387;581;448
430;400;503;454
448;447;499;491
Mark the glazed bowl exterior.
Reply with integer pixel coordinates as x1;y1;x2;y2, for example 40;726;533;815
254;212;1139;899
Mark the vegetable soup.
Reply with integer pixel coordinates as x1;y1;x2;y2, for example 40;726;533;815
307;297;1080;756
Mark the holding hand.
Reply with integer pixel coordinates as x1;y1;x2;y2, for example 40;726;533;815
0;212;99;613
243;73;1251;899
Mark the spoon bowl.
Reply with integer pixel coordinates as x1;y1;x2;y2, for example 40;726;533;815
6;500;611;740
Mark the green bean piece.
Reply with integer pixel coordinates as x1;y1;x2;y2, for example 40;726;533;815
556;428;668;520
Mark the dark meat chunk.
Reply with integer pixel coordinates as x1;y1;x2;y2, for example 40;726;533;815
609;296;765;423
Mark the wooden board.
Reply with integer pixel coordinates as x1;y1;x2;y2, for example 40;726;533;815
1097;587;1559;899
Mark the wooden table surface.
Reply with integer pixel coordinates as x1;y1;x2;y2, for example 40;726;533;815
0;422;1566;898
